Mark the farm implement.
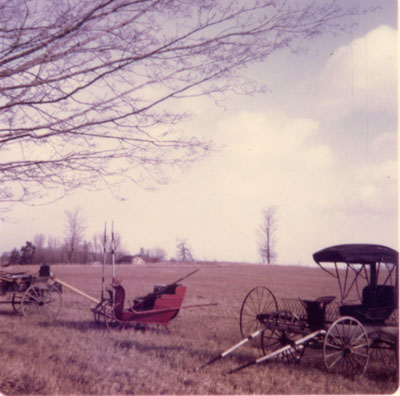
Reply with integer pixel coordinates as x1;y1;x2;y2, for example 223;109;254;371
0;264;62;320
201;244;398;377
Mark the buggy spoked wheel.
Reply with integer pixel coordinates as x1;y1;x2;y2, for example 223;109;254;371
368;331;397;368
261;310;305;363
323;316;369;376
240;286;278;339
104;303;126;331
11;293;23;313
21;283;62;321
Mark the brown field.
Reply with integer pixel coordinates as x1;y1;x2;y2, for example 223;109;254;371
0;263;398;395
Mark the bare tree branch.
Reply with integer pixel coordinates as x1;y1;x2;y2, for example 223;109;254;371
0;0;367;212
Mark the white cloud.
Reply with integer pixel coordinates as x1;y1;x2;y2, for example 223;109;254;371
369;131;398;160
303;25;397;116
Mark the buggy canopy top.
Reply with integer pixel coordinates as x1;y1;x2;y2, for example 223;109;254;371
313;244;398;266
313;244;398;302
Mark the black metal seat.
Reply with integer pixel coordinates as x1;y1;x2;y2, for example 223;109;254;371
302;296;336;330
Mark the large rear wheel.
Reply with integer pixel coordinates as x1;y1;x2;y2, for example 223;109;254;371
323;316;369;377
368;330;398;369
240;286;278;340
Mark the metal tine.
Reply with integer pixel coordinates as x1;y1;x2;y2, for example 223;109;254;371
228;329;326;374
198;326;266;369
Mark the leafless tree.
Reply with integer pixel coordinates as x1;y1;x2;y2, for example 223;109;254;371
92;233;102;256
33;233;45;263
257;206;278;264
64;207;86;263
47;236;61;264
0;0;366;213
80;240;92;264
176;239;193;262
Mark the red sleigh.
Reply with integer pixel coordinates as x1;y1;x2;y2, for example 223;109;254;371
103;270;215;330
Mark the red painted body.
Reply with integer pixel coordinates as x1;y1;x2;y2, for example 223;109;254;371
111;283;187;326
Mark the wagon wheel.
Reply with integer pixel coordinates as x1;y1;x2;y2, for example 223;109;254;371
368;330;398;368
21;283;62;321
11;293;23;313
261;310;305;363
104;302;126;331
323;316;370;377
240;286;278;340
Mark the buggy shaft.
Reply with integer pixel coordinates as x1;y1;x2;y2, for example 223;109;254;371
228;329;326;374
53;277;100;304
199;327;265;369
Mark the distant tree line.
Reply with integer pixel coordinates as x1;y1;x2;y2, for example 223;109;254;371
1;206;196;266
1;208;196;266
1;237;195;266
1;234;125;266
137;247;167;263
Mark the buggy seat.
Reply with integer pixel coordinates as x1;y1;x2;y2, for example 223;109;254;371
301;296;336;330
339;285;397;324
133;284;181;311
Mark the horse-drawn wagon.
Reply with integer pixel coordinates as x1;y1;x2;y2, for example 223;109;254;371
0;264;62;320
202;244;398;377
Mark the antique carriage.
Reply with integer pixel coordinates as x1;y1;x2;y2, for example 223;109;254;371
0;265;62;320
203;244;398;376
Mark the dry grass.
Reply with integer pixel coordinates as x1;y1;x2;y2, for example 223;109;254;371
0;263;398;395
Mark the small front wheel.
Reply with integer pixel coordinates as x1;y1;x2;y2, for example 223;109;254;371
323;316;369;377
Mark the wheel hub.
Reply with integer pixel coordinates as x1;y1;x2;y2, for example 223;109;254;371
343;345;352;356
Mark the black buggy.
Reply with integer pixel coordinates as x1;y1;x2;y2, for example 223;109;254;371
202;244;398;377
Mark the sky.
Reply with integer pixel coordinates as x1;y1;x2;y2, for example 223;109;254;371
0;1;398;266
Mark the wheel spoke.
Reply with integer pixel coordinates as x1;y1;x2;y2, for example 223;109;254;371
326;352;343;369
325;342;342;350
353;343;369;351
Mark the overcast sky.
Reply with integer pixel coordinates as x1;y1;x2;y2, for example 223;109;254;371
1;1;397;266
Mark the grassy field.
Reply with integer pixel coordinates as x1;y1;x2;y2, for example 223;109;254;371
0;263;398;395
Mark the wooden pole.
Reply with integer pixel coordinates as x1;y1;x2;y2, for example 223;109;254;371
111;221;116;281
101;222;107;301
53;277;100;304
